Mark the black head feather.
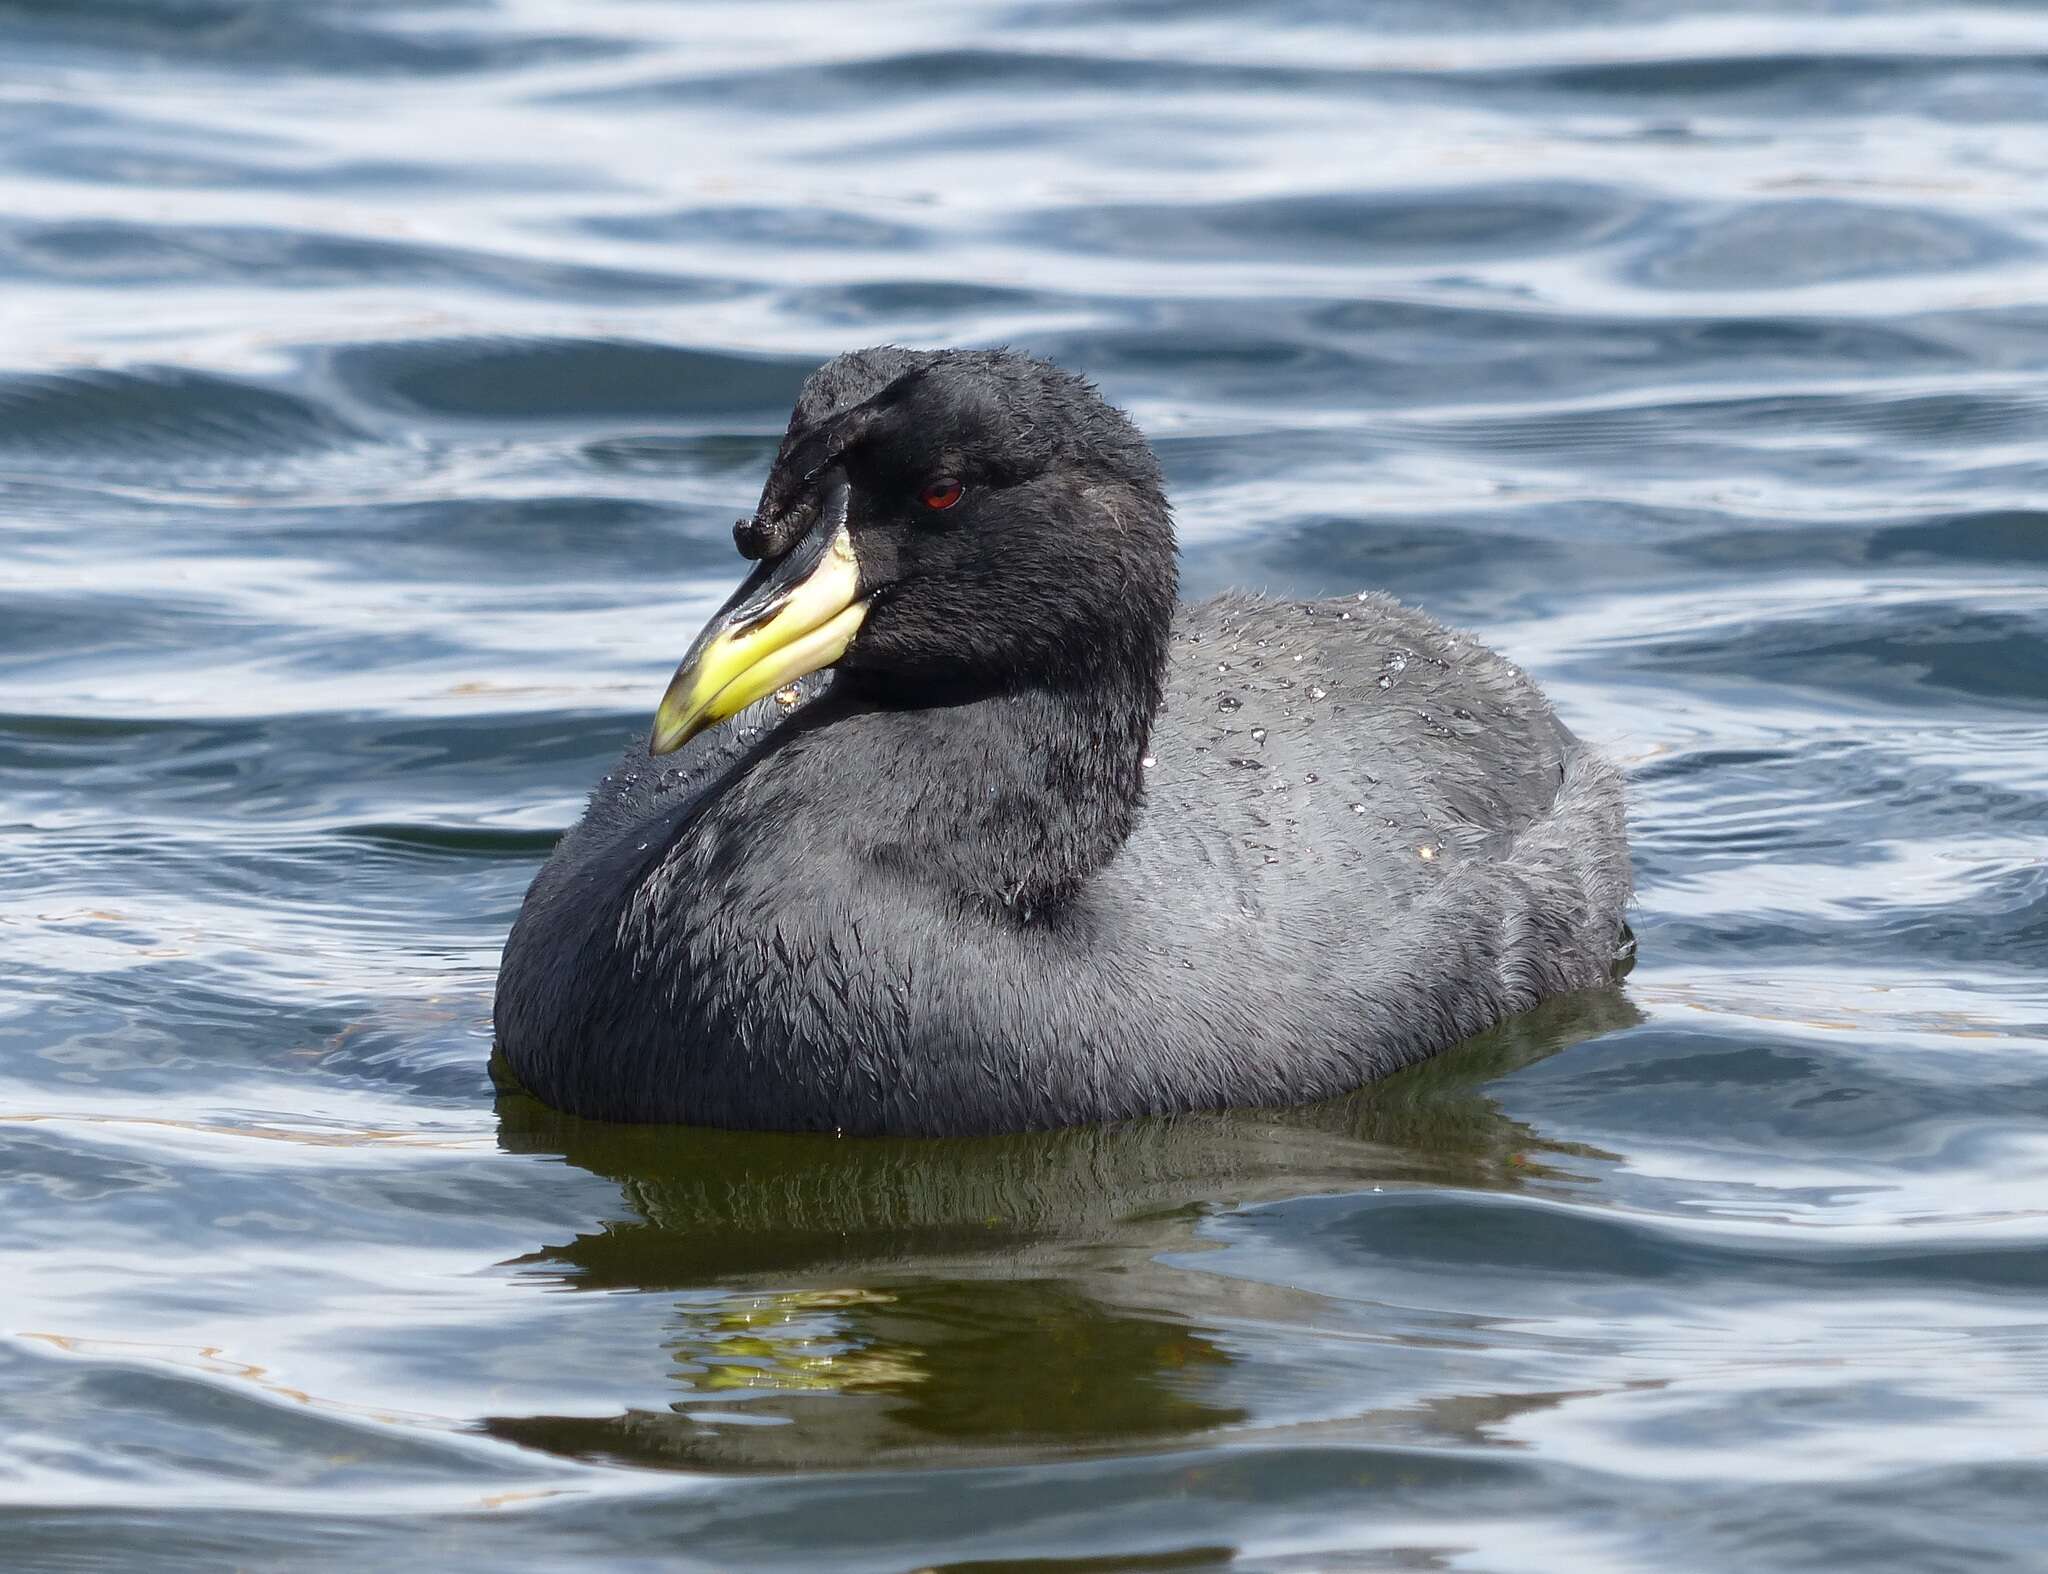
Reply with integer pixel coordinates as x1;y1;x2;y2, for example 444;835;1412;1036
746;347;1177;712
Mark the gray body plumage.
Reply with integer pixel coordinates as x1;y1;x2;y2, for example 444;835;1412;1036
497;587;1630;1134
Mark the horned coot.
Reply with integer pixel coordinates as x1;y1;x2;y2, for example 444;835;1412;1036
494;347;1632;1134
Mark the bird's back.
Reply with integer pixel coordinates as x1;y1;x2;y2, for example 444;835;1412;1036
1063;590;1630;1104
1136;590;1590;892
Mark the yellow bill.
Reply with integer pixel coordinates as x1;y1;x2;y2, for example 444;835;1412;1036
650;520;866;755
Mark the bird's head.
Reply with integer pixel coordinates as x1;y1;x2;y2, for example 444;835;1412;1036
650;347;1177;755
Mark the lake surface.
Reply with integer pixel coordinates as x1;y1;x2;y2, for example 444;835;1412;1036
4;2;2046;1568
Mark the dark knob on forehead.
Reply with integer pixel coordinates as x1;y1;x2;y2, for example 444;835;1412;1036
732;371;919;563
733;497;816;562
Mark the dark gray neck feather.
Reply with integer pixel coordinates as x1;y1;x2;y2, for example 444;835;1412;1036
846;662;1159;920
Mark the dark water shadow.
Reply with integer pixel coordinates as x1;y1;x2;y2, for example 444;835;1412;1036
480;988;1639;1474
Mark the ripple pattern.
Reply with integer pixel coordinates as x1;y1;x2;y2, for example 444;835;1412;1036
1;2;2045;1570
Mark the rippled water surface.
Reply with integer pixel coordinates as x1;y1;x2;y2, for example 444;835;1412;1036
5;2;2047;1568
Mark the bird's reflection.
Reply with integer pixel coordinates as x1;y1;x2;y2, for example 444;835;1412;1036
484;988;1638;1473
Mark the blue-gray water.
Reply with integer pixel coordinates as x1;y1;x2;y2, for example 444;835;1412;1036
5;3;2047;1569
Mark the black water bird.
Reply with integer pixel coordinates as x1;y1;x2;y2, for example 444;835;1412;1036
495;347;1632;1135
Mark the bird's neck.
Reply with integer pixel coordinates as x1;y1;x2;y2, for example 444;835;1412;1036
846;664;1159;921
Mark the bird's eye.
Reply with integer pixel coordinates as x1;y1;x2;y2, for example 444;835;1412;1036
919;479;964;511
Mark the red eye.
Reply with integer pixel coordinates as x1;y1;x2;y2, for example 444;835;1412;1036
919;479;964;511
